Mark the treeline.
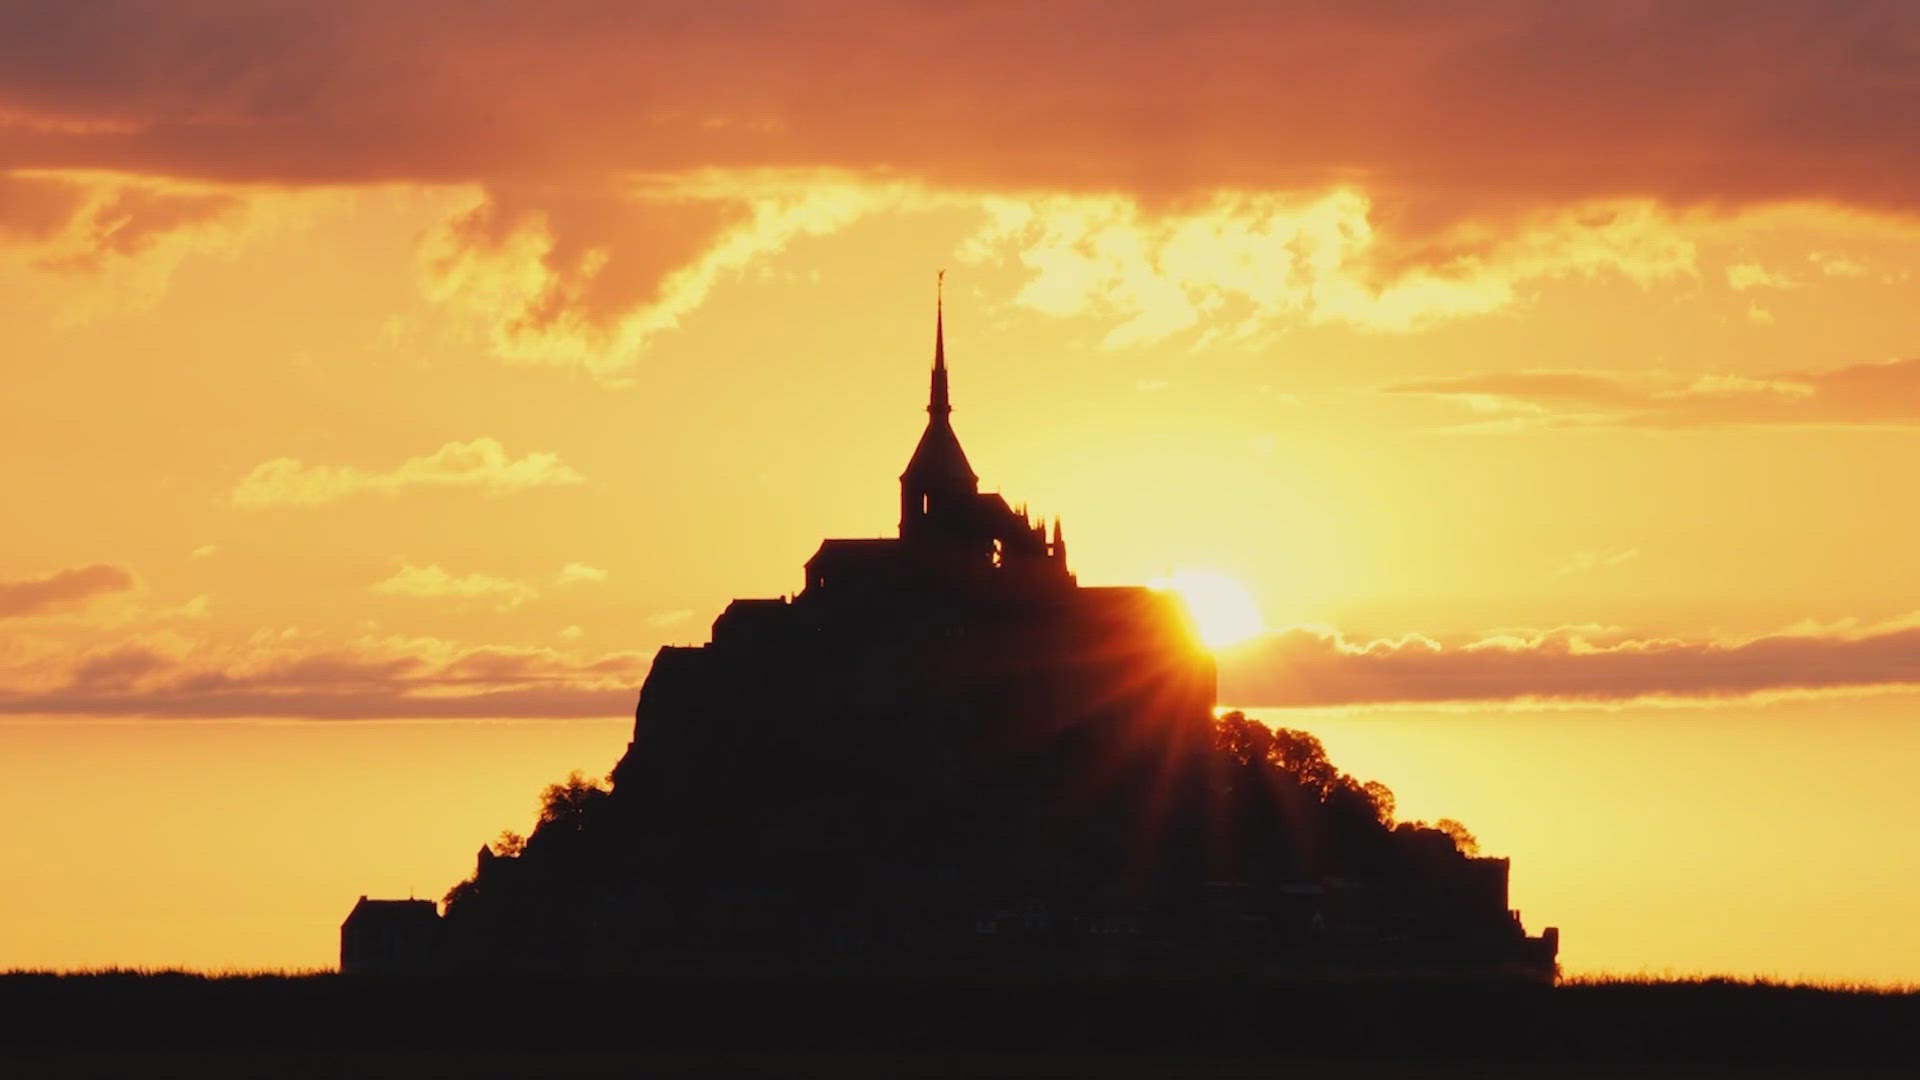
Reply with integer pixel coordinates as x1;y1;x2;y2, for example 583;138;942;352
436;709;1508;971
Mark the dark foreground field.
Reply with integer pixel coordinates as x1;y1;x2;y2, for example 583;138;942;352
3;973;1916;1077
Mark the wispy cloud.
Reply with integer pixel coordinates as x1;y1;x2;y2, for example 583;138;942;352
231;437;584;507
1726;261;1795;291
1554;549;1640;578
1809;251;1869;278
0;170;313;319
1385;358;1920;429
0;638;644;720
964;192;1696;345
1220;618;1920;709
419;174;897;378
555;563;608;586
0;172;244;269
370;564;537;610
0;564;136;618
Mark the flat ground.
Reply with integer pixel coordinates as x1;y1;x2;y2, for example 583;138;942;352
2;973;1914;1077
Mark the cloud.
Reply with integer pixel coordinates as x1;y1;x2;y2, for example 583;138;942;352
1727;261;1795;290
1553;549;1640;578
0;563;137;618
0;170;287;317
555;563;607;586
0;637;645;719
19;611;1920;717
1220;618;1920;709
0;171;242;268
64;645;173;691
370;564;536;610
4;3;1917;213
231;437;584;507
418;174;896;376
966;191;1696;342
172;594;211;620
1385;358;1920;429
0;171;89;241
3;3;1916;363
1810;251;1869;278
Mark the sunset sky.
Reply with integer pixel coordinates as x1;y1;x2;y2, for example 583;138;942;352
5;2;1920;981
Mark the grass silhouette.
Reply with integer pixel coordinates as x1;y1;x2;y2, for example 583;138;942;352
3;969;1918;1075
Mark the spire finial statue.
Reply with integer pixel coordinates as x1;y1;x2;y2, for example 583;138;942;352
929;270;951;417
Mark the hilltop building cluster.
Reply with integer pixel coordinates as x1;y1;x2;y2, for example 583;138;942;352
344;291;1557;982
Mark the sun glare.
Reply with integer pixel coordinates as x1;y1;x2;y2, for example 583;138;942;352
1154;569;1265;650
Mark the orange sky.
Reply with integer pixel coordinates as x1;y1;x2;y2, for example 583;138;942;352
4;2;1920;981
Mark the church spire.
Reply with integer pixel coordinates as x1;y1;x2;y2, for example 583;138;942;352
929;270;950;418
901;270;978;535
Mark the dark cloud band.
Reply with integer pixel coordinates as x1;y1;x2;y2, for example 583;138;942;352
0;563;136;618
2;2;1916;215
1220;622;1920;708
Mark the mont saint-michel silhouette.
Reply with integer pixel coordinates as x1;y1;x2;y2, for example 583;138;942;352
342;289;1559;982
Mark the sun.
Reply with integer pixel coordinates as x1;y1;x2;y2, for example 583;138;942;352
1153;569;1265;650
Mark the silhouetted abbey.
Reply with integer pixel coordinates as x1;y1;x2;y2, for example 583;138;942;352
358;288;1558;981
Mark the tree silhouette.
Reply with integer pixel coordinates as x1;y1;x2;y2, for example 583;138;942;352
1269;727;1338;794
1362;780;1396;826
536;771;609;832
1215;709;1273;766
1434;817;1480;857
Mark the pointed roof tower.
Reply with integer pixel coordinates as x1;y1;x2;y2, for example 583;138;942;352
901;271;978;493
930;269;950;418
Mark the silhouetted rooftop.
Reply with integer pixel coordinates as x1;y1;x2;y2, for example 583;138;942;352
900;416;977;489
341;897;437;927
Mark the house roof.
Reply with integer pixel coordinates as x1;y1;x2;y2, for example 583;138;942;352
342;896;439;928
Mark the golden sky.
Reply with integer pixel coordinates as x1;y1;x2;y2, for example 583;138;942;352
4;1;1920;980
